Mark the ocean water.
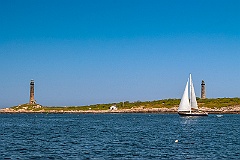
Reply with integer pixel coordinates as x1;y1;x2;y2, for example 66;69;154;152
0;113;239;159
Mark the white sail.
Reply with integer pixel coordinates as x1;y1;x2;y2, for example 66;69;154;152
189;74;198;110
178;80;191;112
178;74;208;116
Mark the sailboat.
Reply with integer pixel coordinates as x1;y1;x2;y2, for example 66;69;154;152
178;74;208;116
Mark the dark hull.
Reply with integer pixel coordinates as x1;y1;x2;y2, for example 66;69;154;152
178;112;208;116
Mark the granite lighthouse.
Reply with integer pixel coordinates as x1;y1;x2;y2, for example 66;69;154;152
201;80;206;99
29;80;36;104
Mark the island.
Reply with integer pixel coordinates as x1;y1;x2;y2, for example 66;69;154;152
0;98;240;114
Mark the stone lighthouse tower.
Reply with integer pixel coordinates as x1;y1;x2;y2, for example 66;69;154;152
201;80;206;99
29;79;36;104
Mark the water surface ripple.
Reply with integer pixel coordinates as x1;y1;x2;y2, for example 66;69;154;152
0;114;239;159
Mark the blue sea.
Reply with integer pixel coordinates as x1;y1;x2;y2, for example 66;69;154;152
0;113;239;159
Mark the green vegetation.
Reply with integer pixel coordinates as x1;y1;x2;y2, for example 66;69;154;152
10;98;240;112
197;98;240;109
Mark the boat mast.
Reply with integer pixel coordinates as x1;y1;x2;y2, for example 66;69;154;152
189;74;192;113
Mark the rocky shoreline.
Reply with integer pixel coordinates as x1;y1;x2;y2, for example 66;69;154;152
0;106;239;114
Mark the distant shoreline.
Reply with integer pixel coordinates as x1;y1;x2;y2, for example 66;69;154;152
0;112;239;114
2;98;240;114
0;108;239;114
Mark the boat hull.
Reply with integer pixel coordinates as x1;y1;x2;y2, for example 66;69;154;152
178;112;208;116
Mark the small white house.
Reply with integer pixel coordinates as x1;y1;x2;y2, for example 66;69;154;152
110;105;117;110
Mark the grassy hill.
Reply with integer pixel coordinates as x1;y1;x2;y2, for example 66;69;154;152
10;98;240;112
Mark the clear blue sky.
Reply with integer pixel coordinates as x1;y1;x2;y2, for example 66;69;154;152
0;0;240;108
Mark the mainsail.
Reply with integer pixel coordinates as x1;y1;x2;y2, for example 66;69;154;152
178;74;198;112
190;75;198;110
178;80;191;112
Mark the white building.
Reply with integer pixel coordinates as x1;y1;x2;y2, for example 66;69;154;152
110;105;117;110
